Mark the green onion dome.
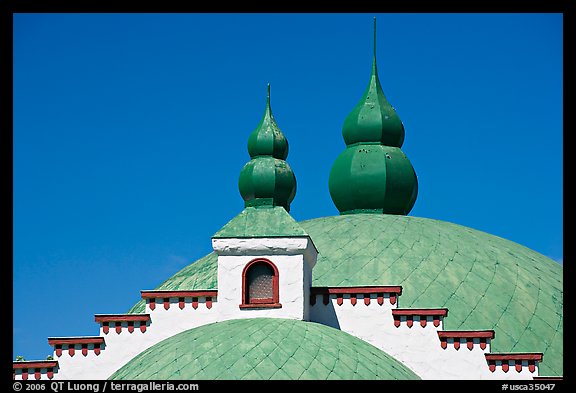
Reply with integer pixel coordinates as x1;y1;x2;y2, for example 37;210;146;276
238;85;296;212
329;18;418;215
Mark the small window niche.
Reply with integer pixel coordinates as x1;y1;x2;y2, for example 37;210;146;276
240;258;281;309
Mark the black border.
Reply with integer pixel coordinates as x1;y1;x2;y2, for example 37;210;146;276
4;0;571;386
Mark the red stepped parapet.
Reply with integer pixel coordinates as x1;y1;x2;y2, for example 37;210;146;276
141;290;217;310
310;286;402;306
13;361;58;380
437;330;495;351
48;337;105;357
95;314;151;334
392;308;448;328
485;353;543;374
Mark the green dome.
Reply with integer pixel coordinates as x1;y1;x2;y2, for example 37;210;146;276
128;214;563;377
110;318;420;380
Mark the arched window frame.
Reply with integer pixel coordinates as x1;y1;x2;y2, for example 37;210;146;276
239;258;282;309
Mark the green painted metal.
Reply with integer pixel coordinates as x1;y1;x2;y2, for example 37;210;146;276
127;214;563;376
329;18;418;215
213;206;308;239
238;85;296;212
109;318;420;380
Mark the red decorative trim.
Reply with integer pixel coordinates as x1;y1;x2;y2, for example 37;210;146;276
485;353;543;362
48;337;105;345
55;345;62;357
149;298;156;310
240;258;281;309
311;286;402;306
140;323;147;333
438;331;494;350
192;297;198;309
68;345;75;357
420;317;427;328
95;314;151;323
163;298;170;310
179;297;185;309
406;316;413;328
141;290;218;298
81;344;88;357
13;361;58;369
96;314;149;335
440;338;447;349
239;303;282;309
206;297;213;309
94;344;101;356
438;330;495;339
13;362;59;381
392;308;448;317
485;354;543;373
394;319;401;328
311;286;402;295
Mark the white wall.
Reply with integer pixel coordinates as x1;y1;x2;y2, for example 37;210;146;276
213;237;317;322
310;294;540;380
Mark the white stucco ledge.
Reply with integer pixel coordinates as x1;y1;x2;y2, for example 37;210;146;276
212;236;317;260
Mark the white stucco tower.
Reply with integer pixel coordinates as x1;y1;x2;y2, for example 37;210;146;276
212;84;317;322
212;207;317;321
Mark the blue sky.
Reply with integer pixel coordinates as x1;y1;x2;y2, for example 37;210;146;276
13;13;562;360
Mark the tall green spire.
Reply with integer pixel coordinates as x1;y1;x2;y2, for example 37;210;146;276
329;17;418;215
238;84;297;212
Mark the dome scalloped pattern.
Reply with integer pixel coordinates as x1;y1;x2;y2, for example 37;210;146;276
128;214;562;376
110;318;420;380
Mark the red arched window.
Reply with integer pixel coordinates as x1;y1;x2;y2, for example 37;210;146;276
239;258;281;309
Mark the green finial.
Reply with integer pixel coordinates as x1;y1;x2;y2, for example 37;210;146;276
239;85;296;212
373;16;377;61
328;17;418;216
342;17;404;147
